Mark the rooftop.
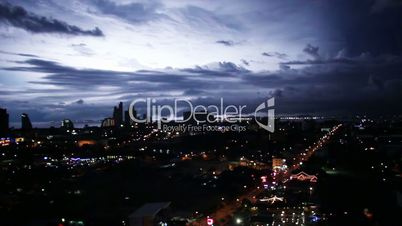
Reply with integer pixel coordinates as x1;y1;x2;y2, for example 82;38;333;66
129;202;171;218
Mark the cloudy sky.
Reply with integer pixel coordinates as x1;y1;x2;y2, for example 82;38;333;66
1;0;402;123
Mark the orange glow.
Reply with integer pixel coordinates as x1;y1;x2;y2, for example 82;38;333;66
78;140;96;147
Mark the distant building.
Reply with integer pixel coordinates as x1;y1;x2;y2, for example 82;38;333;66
21;113;32;130
229;157;269;171
289;171;317;182
113;102;123;127
101;117;115;128
125;108;136;127
320;127;331;132
129;202;171;226
0;137;12;147
272;157;287;171
125;110;130;126
0;108;9;135
61;119;74;129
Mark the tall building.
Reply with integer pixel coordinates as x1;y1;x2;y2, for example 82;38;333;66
101;117;115;128
21;113;32;130
0;108;9;136
125;106;137;127
61;119;74;129
113;102;123;127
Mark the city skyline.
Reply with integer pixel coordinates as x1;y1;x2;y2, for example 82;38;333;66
1;0;402;123
1;2;402;225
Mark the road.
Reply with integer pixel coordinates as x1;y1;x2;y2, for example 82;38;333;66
190;124;342;226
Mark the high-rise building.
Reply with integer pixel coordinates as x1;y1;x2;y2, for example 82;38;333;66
125;106;137;127
21;113;32;130
61;119;74;129
101;117;115;128
113;102;123;127
0;108;9;136
124;110;130;126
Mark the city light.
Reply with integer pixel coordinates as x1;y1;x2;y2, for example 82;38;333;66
207;217;214;225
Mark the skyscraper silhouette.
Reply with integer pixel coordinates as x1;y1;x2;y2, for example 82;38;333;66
0;108;9;136
113;102;123;127
21;113;32;130
124;107;137;127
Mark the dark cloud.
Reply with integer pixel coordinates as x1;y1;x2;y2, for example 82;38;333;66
279;64;290;70
371;0;402;13
303;44;320;59
262;52;288;59
180;61;249;75
2;59;245;96
281;51;402;67
241;59;249;66
215;61;248;73
2;0;402;121
5;102;111;124
322;0;402;55
75;99;84;104
280;58;355;66
0;2;103;36
71;43;95;56
16;53;38;57
216;40;235;46
183;89;204;96
0;50;39;57
2;49;402;121
269;89;283;98
90;0;168;23
244;52;402;115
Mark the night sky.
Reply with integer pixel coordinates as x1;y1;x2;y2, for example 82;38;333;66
1;0;402;122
